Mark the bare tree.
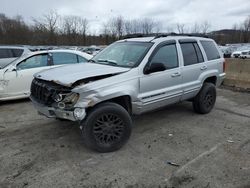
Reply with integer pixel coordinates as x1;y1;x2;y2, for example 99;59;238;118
242;15;250;42
33;10;59;33
141;18;155;34
200;20;211;34
176;23;186;34
191;22;200;34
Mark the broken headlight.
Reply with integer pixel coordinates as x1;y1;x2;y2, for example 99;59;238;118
56;92;79;109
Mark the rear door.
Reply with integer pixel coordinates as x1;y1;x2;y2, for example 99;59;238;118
179;39;205;100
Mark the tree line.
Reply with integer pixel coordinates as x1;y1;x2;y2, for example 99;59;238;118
0;10;249;46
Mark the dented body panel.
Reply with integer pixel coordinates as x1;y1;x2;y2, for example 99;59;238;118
34;63;130;87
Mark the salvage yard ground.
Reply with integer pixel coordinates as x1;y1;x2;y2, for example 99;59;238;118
0;88;250;188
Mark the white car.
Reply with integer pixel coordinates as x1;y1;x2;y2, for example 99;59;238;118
231;50;242;58
0;49;92;101
0;46;31;68
240;50;250;59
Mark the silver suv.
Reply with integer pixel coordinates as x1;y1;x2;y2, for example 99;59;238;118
30;35;226;152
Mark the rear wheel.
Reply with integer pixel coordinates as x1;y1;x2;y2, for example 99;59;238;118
193;83;216;114
81;102;132;153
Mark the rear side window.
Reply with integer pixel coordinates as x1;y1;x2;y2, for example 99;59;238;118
150;44;178;69
52;52;78;65
0;49;13;58
180;42;204;66
77;55;87;63
200;41;220;60
12;49;24;57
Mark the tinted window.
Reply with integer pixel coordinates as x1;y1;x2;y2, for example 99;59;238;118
193;43;204;62
180;43;203;66
77;55;87;63
12;49;24;57
150;44;178;69
53;52;78;65
201;41;220;60
0;49;13;58
17;54;48;70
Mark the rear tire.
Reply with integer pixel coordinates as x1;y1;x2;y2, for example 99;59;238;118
81;102;132;153
193;83;216;114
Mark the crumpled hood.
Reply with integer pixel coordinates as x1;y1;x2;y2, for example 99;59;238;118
34;63;130;87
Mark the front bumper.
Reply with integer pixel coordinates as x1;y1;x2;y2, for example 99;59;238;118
30;96;85;121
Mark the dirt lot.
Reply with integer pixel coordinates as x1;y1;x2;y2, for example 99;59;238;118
0;88;250;188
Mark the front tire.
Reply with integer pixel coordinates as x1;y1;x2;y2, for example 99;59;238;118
81;102;132;153
193;83;216;114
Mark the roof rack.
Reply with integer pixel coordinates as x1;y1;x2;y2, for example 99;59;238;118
123;33;209;41
151;33;209;41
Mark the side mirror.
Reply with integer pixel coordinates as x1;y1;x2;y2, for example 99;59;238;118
144;62;166;74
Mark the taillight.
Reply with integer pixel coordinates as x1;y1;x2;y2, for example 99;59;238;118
223;60;226;72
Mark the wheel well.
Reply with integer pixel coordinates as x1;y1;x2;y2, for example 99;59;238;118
204;76;217;85
87;95;132;114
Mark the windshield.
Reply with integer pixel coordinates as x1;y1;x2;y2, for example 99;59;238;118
91;41;153;68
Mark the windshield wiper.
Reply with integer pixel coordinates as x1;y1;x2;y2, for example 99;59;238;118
97;59;118;66
88;59;96;63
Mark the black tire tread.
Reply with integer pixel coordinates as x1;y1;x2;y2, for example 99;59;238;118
81;102;132;153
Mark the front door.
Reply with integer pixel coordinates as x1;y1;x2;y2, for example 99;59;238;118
139;43;183;113
3;53;50;98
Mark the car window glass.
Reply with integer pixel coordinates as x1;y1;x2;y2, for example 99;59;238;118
201;41;220;60
92;42;152;67
150;44;178;69
180;43;203;66
53;52;78;65
0;49;13;58
12;49;24;57
78;55;87;63
193;43;204;63
17;54;48;70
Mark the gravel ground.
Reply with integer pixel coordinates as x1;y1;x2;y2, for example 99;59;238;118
0;88;250;188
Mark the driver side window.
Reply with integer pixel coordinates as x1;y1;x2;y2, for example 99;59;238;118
150;44;178;69
17;54;48;70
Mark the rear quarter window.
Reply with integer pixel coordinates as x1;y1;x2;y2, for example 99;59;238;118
0;49;13;58
12;49;24;57
201;41;221;60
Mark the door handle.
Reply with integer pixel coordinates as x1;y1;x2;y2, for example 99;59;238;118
171;72;181;77
200;65;207;70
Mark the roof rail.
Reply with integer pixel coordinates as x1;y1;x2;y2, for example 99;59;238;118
123;33;154;39
152;33;209;41
123;33;210;41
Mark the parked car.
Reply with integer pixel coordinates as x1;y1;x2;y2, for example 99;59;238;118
239;50;250;59
30;35;225;152
0;49;92;101
83;46;101;55
0;46;31;68
218;45;232;58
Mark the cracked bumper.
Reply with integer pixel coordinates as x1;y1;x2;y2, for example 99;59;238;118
30;96;79;121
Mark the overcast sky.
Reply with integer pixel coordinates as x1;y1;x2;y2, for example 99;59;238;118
1;0;250;34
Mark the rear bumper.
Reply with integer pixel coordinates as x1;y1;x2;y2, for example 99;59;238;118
217;73;226;86
30;96;78;121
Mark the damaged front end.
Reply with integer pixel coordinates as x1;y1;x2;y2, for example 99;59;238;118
30;78;87;121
